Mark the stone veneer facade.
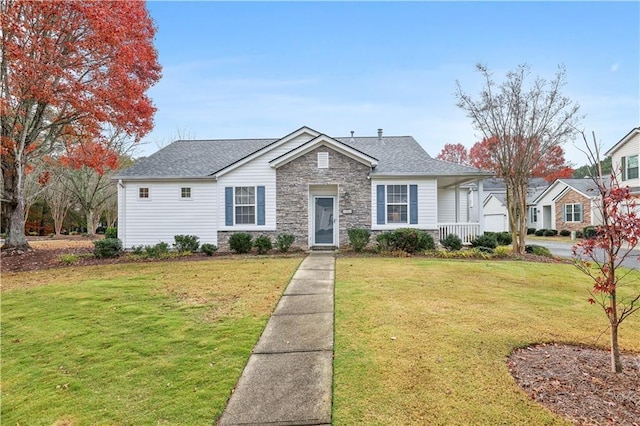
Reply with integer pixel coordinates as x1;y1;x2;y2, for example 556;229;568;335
555;189;591;232
276;145;371;248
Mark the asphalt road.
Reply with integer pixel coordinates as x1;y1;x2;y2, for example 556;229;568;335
526;239;640;271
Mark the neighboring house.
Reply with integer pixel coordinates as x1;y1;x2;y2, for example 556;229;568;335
531;178;605;232
605;127;640;213
480;178;548;232
115;126;492;249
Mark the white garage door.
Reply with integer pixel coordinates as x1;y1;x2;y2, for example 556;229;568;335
484;214;508;232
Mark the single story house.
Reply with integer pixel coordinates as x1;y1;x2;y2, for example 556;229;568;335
115;126;493;250
530;178;604;232
480;178;548;232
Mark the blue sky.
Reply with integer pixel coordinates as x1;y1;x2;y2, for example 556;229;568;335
140;1;639;166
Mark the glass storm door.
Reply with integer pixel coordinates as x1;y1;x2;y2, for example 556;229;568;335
314;197;334;245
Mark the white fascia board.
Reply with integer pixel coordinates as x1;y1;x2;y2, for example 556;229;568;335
113;176;217;182
215;126;321;177
269;135;378;168
604;127;640;157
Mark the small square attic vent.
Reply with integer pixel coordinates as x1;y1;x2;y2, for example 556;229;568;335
318;152;329;169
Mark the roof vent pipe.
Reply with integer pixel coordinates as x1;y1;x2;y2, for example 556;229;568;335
377;128;383;142
350;130;355;143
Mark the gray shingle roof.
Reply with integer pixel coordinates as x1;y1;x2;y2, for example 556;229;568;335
557;178;606;198
117;134;490;179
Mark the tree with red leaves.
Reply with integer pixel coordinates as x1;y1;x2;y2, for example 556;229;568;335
456;64;581;254
470;138;574;183
1;1;161;250
572;131;640;374
436;143;470;165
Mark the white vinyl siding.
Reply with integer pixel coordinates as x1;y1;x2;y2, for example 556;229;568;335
611;132;640;187
437;188;457;223
371;178;437;230
217;131;316;231
120;181;217;248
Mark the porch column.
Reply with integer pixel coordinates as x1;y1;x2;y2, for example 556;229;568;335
477;179;485;234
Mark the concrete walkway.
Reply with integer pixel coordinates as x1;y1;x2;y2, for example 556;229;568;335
218;251;335;425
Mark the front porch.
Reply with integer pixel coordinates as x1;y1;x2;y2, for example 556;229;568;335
437;223;481;245
435;176;485;245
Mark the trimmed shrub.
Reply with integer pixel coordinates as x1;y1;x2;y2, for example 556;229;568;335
494;245;512;258
375;232;393;252
131;245;144;255
534;229;546;236
254;235;273;254
275;234;295;253
527;228;536;235
525;244;552;257
174;234;200;252
543;229;556;237
347;228;371;252
559;229;571;237
441;233;463;251
229;233;253;254
105;227;118;239
496;232;512;246
473;246;495;254
93;238;122;258
376;228;435;253
144;242;169;258
583;226;597;239
575;230;583;238
471;234;498;249
200;243;218;256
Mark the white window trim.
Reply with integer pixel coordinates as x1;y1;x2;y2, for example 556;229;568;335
234;186;256;225
529;206;537;223
564;203;583;223
624;154;638;181
386;184;408;225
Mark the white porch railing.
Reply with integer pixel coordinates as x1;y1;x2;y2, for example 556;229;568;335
438;223;480;245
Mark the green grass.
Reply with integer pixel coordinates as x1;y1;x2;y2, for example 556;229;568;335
1;257;301;425
333;258;640;425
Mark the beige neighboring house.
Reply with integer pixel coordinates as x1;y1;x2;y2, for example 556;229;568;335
605;127;640;213
531;179;604;232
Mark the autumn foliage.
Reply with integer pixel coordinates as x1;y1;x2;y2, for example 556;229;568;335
436;143;470;165
1;1;161;249
469;136;573;183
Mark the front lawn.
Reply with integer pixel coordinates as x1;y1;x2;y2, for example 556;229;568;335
333;258;640;425
1;258;301;425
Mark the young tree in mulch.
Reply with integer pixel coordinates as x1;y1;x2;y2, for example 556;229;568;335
572;131;640;373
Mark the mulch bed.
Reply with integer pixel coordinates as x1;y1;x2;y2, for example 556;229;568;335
508;343;640;425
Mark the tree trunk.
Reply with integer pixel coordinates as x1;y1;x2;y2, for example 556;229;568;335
2;165;31;251
609;287;623;373
85;208;102;236
507;180;528;254
3;196;30;251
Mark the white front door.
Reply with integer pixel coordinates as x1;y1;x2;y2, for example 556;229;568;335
313;196;335;245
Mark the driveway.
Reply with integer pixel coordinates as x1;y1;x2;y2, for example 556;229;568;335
526;239;640;271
